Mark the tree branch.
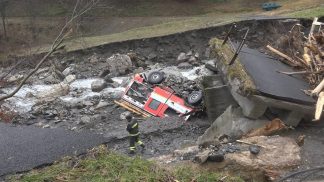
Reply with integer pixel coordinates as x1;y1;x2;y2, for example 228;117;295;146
0;0;99;102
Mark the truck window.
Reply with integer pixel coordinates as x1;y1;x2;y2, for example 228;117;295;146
148;99;161;110
126;81;152;104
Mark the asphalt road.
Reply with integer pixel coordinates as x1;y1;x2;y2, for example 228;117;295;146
0;123;107;177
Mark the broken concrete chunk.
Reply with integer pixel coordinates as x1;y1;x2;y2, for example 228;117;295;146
197;106;269;146
91;79;107;92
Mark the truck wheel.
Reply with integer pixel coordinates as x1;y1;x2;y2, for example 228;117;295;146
147;71;164;84
187;91;203;105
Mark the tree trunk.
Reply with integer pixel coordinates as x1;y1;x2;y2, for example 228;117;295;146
1;13;6;39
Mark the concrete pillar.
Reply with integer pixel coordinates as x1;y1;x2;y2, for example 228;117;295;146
202;75;237;122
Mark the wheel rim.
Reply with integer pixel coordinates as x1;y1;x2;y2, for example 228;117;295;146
152;74;159;81
190;93;199;101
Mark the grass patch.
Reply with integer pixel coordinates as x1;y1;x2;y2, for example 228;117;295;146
286;6;324;18
209;38;256;94
8;146;243;182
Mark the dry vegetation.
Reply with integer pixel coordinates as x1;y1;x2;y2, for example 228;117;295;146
209;37;256;94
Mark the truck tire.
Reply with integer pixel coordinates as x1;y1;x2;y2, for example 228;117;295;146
187;91;203;105
147;71;164;84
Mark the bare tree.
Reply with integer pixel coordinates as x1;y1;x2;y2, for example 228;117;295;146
0;0;8;40
0;0;100;101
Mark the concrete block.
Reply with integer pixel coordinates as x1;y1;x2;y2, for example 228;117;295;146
204;85;237;122
231;90;267;119
202;75;237;122
282;111;304;127
197;106;269;146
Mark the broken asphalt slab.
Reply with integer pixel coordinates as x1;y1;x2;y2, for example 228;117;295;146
237;44;315;105
0;123;108;177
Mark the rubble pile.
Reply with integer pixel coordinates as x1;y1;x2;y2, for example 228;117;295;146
266;18;324;121
268;18;323;86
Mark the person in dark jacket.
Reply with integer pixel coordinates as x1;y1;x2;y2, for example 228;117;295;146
126;114;145;154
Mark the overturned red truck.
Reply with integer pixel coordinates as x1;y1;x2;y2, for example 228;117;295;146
118;71;203;120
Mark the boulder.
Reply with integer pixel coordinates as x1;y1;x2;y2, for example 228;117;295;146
226;136;301;181
64;74;76;84
91;79;107;92
188;56;198;64
62;67;72;76
147;53;157;61
173;146;200;160
106;54;133;76
120;111;131;120
37;83;70;98
186;50;193;56
7;74;24;83
89;54;99;63
177;62;193;69
177;52;188;63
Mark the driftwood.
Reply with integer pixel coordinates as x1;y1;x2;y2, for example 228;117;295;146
311;79;324;96
266;45;298;67
315;92;324;121
268;18;323;121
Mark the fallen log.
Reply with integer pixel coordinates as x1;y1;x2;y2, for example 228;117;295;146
314;91;324;121
266;45;298;67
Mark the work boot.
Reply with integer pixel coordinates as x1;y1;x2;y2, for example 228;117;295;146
129;150;135;155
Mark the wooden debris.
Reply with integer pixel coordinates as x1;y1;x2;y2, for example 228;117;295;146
311;79;324;96
244;118;288;138
315;92;324;121
266;45;298;67
114;100;151;118
268;17;324;121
